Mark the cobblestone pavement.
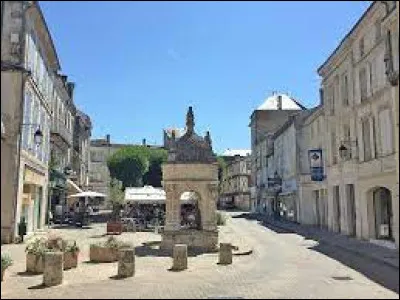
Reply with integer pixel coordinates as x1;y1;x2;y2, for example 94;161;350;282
1;212;398;299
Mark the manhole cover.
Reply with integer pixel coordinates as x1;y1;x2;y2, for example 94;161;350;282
332;276;353;281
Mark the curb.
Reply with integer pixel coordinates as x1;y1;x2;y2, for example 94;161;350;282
264;219;399;270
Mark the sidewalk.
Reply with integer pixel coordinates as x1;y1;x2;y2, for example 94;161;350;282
256;214;399;269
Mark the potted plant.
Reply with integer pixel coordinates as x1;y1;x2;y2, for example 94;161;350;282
107;178;125;235
25;235;79;273
1;253;13;282
89;236;132;263
63;241;80;270
25;237;48;274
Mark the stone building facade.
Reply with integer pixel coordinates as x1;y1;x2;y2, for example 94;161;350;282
249;92;306;212
257;110;314;221
297;106;329;226
89;135;127;202
1;1;92;242
72;110;92;189
219;150;252;211
48;74;79;216
1;1;58;241
318;1;399;248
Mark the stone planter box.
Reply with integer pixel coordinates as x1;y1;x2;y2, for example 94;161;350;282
26;252;79;273
26;253;44;274
107;222;123;235
63;251;79;269
90;246;119;263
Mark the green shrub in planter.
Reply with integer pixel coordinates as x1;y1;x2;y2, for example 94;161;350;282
1;253;13;281
25;237;54;274
25;236;80;272
63;241;80;269
90;237;133;263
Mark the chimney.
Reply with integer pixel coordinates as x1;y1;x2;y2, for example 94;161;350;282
67;82;75;99
106;134;110;144
277;95;282;110
60;75;68;84
142;138;146;146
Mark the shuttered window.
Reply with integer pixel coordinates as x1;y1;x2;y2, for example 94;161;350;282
362;119;372;161
359;67;368;102
379;109;393;155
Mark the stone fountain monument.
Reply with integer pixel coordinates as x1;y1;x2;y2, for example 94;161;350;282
160;106;219;252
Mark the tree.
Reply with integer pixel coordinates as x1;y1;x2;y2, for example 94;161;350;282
107;146;149;188
108;178;125;221
143;148;168;187
109;178;125;205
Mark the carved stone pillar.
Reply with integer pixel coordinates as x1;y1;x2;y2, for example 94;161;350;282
201;183;218;231
165;184;180;231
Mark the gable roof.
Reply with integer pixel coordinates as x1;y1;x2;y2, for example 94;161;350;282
257;93;306;111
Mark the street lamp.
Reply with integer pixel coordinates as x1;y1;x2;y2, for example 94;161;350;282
33;128;43;145
21;124;43;146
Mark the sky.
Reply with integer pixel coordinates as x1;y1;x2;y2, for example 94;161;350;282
40;1;372;154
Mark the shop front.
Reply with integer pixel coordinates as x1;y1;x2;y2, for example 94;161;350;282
278;177;298;222
17;166;47;235
49;169;67;223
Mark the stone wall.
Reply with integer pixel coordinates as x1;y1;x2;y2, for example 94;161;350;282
161;230;218;252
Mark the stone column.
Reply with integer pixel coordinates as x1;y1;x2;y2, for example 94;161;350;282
43;252;63;287
218;243;232;265
118;248;135;278
201;184;218;231
171;244;187;271
165;184;180;231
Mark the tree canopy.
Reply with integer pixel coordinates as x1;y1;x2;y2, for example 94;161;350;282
107;146;168;188
107;146;149;188
143;148;168;187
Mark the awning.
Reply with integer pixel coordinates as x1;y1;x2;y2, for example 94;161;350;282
67;179;83;194
68;191;106;198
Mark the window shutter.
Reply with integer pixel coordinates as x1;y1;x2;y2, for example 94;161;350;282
380;109;393;155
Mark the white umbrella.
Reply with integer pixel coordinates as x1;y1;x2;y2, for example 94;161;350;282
68;191;107;198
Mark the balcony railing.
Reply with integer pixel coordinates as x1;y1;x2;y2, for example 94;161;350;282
51;118;73;147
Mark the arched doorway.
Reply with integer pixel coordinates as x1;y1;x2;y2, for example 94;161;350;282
372;187;393;241
180;191;201;230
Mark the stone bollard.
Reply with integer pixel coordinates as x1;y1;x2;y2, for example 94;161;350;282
171;244;188;271
218;243;233;265
43;252;63;287
118;248;135;278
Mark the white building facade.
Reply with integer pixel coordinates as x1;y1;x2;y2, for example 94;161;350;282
15;1;59;236
249;93;306;213
297;106;329;227
219;150;252;211
318;1;399;248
